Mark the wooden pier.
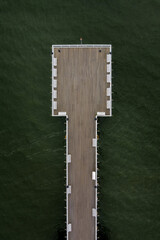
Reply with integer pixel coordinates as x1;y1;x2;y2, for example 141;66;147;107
52;45;112;240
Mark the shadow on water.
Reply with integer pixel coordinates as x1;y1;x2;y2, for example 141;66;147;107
57;228;65;240
98;223;111;240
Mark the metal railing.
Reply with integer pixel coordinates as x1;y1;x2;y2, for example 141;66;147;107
52;44;111;48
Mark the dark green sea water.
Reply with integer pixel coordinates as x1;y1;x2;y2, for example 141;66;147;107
0;0;160;239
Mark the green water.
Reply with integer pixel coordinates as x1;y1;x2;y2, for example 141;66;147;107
0;0;160;239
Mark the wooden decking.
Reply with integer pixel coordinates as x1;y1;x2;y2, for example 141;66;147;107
53;46;111;240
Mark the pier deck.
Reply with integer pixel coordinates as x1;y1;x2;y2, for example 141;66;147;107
52;45;112;240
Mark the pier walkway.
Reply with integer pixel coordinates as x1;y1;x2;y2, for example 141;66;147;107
52;45;112;240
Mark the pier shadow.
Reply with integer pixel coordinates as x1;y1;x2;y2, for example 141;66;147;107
57;228;65;240
98;223;111;240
